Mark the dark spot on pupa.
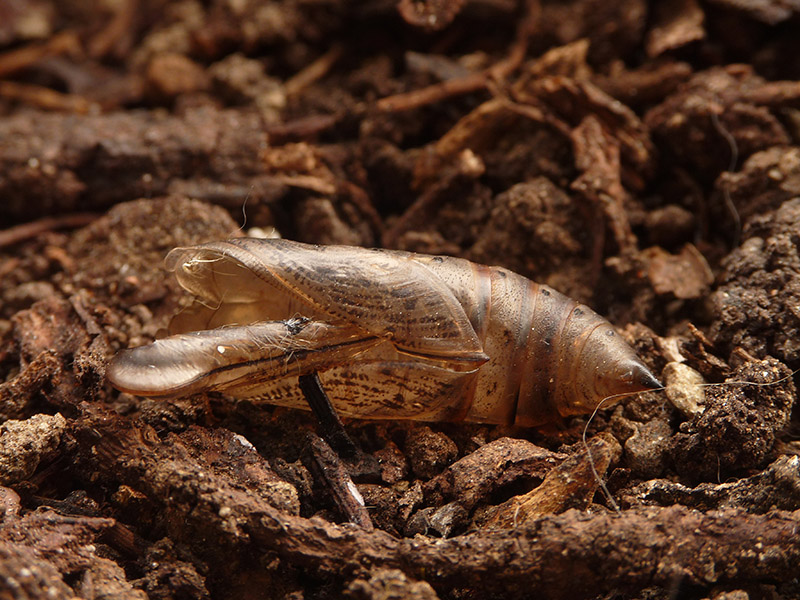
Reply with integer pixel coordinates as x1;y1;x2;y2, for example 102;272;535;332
285;317;309;335
574;307;583;316
433;256;443;263
541;289;550;296
312;265;336;278
386;394;407;410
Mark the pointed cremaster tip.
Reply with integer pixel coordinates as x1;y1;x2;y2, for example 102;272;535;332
630;359;663;391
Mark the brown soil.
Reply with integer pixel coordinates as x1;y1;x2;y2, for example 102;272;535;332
2;2;800;599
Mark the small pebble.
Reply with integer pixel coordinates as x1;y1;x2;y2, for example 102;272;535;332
663;361;706;418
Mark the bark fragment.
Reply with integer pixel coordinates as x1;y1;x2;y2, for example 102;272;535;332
479;436;617;527
645;0;705;57
423;437;566;511
0;108;273;221
0;508;144;600
72;409;800;599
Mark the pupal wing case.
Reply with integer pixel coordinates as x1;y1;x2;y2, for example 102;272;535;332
107;239;661;426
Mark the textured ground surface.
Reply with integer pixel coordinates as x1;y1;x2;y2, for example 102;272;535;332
2;1;800;599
